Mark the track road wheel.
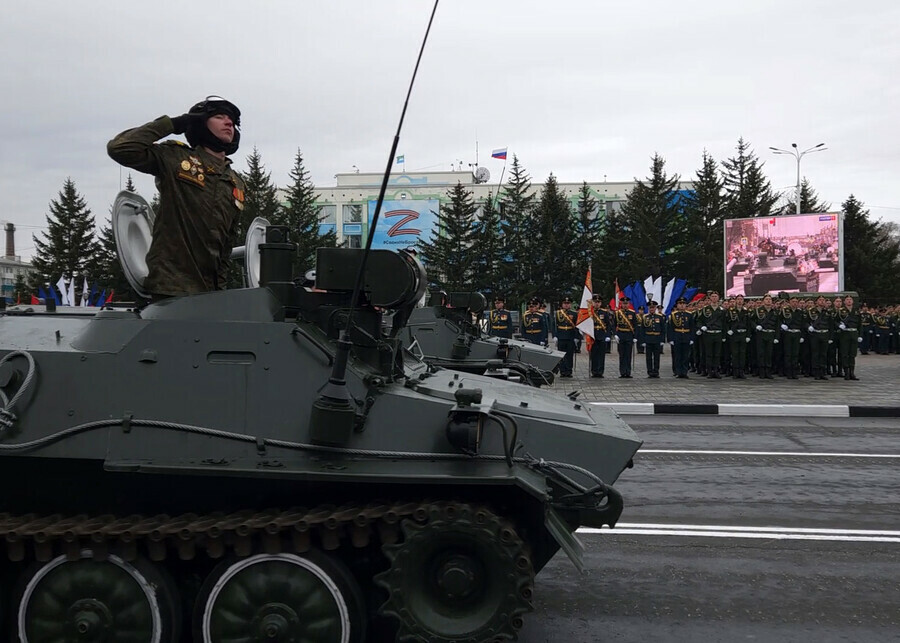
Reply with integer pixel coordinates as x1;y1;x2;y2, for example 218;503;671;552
15;550;179;642
376;502;535;642
194;551;366;643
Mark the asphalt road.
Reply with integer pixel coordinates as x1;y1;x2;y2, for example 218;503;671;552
519;416;900;643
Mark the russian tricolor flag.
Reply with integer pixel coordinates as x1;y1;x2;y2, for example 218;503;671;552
491;147;507;160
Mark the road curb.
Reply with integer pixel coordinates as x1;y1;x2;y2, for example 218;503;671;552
590;403;900;418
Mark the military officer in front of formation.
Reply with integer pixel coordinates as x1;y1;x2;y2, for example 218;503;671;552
487;296;513;339
837;294;861;380
521;297;549;346
639;300;666;377
668;296;694;378
590;294;613;377
613;296;638;378
552;296;580;378
696;290;726;378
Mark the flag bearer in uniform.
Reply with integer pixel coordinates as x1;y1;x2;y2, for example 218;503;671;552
552;297;580;378
697;290;726;378
590;295;612;377
725;294;750;378
837;295;861;380
521;298;549;346
668;297;694;378
487;296;513;339
614;296;638;378
639;300;666;377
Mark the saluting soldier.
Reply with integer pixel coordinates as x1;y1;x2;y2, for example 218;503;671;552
553;296;580;378
668;296;694;378
779;295;806;379
808;295;834;379
521;298;549;346
590;294;612;377
487;296;513;339
753;294;780;379
613;296;638;378
640;300;666;377
725;293;751;379
697;290;726;378
837;295;861;380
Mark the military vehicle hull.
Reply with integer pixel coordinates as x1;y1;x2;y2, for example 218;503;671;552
0;280;640;642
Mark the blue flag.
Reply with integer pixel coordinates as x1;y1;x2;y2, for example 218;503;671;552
664;279;687;315
38;286;48;302
632;281;647;313
623;283;635;309
396;154;405;164
89;282;99;307
682;286;699;303
96;289;107;307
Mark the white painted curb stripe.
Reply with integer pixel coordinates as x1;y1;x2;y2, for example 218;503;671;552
578;528;900;543
578;523;900;543
717;403;849;417
593;402;655;415
640;449;900;459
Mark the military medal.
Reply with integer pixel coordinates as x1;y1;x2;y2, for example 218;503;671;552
180;160;191;171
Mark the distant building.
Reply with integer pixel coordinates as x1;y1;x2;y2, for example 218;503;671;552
308;170;693;248
0;223;34;299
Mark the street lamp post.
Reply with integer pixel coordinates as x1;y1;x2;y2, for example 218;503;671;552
768;142;827;214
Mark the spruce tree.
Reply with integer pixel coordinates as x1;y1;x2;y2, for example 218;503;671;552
722;138;779;219
13;273;28;303
29;178;101;295
574;182;602;272
417;182;478;291
497;155;536;308
528;173;578;303
277;149;337;279
781;178;831;215
617;154;683;282
842;195;900;302
682;151;726;290
470;192;504;298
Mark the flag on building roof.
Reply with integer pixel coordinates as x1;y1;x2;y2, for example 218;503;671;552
395;154;404;164
575;267;595;353
491;147;507;160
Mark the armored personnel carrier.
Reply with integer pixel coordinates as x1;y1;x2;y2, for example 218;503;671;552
0;193;641;642
404;292;562;387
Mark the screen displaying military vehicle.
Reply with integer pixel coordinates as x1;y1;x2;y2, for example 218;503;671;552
404;291;563;387
0;196;641;642
724;213;842;297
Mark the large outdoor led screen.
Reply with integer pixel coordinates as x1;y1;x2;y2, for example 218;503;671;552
724;213;843;297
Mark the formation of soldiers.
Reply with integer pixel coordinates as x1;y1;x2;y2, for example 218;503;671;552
485;291;900;381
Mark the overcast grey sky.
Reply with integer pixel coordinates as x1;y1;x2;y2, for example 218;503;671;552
2;0;899;260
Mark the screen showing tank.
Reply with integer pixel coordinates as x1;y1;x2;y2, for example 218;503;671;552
723;213;842;297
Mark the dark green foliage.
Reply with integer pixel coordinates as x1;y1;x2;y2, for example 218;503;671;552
13;273;28;302
593;205;628;298
497;156;536;308
722;138;779;219
93;217;135;300
781;178;831;215
470;192;504;298
616;154;684;282
527;173;579;303
276;148;337;279
29;178;100;294
681;150;726;291
842;195;900;304
574;182;602;271
417;182;479;291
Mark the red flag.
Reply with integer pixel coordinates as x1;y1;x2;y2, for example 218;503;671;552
105;289;115;303
691;293;706;302
16;294;21;305
575;267;595;353
610;279;623;310
769;217;776;225
30;295;40;305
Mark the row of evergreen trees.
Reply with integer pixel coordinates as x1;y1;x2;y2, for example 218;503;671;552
19;138;900;307
25;149;333;301
419;138;900;306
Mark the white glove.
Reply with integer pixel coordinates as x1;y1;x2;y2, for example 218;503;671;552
689;340;694;345
613;335;620;342
722;338;727;342
780;324;788;331
774;339;779;344
633;338;638;344
800;337;805;343
839;323;846;330
745;337;751;343
669;341;675;345
696;330;702;336
869;330;874;334
701;325;708;332
756;325;763;331
727;330;734;336
828;340;833;344
605;337;611;343
808;326;815;333
858;337;863;343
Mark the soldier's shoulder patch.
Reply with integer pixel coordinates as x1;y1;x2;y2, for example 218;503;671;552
160;140;189;148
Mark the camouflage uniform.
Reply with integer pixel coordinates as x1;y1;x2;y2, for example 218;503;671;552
107;116;246;297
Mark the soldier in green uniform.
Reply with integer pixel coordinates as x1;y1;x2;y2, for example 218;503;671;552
697;290;726;378
753;294;779;379
808;295;833;380
837;295;861;380
487;296;513;339
779;295;806;380
725;294;750;378
108;96;246;300
859;304;874;355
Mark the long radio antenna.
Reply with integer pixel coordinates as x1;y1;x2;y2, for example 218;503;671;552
312;0;440;434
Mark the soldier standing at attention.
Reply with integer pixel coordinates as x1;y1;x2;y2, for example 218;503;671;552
668;297;694;378
753;294;780;379
521;298;549;346
837;295;861;380
725;294;750;379
779;295;805;379
487;296;513;339
107;96;246;300
859;304;873;355
639;300;666;377
553;297;579;378
614;296;638;378
808;295;834;379
697;290;726;378
590;295;612;377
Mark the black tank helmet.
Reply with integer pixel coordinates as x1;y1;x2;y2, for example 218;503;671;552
185;95;241;155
